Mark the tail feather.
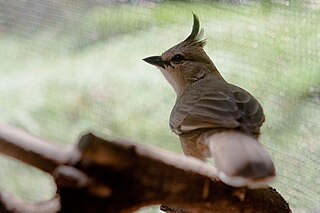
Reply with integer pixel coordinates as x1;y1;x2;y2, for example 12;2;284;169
205;131;276;188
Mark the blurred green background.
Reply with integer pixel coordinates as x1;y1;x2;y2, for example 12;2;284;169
0;0;319;212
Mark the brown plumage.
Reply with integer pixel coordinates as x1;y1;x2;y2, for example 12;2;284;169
143;14;275;188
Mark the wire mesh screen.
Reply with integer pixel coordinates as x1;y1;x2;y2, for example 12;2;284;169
0;0;319;212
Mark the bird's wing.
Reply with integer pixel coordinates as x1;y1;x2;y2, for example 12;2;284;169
170;79;264;135
232;88;265;134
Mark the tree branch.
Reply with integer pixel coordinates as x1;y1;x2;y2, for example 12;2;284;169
0;191;60;213
0;124;72;173
0;124;291;213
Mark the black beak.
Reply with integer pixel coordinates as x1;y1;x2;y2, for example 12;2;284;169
143;56;168;68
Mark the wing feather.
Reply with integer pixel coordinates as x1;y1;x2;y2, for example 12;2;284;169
170;76;264;135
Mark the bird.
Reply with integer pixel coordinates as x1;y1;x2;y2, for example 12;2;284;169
143;14;276;188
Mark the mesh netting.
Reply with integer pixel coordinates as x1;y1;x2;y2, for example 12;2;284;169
0;1;319;212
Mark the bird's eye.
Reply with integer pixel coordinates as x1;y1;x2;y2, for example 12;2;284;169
171;54;185;63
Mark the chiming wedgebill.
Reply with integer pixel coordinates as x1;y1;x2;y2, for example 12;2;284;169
143;14;275;188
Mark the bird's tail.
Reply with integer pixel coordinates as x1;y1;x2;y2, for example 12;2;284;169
204;131;276;188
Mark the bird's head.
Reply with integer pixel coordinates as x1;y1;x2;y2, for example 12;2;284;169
143;14;222;96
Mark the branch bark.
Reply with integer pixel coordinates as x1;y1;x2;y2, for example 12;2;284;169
0;124;72;173
0;124;291;213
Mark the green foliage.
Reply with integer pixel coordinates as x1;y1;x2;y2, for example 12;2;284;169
73;5;153;51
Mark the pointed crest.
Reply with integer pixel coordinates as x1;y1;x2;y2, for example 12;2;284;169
184;13;204;44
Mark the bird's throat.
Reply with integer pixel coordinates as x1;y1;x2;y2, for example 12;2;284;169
159;68;191;97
